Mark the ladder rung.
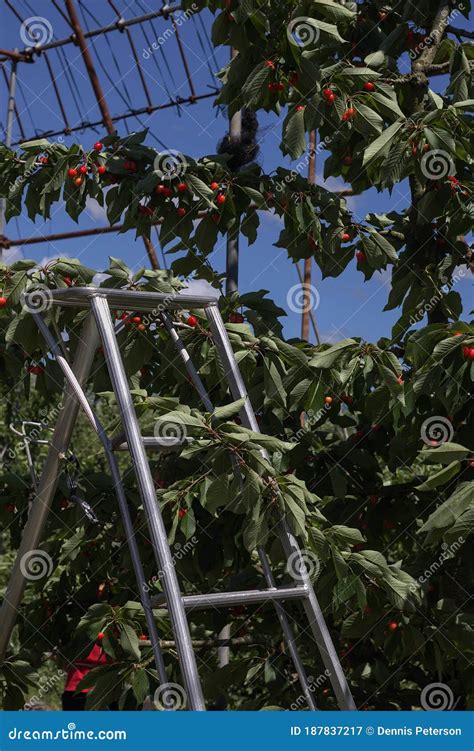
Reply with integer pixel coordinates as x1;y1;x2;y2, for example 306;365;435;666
112;435;188;451
150;586;309;610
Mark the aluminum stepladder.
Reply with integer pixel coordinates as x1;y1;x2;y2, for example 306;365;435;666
0;287;356;711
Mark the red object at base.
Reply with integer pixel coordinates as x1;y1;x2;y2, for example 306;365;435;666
64;644;108;693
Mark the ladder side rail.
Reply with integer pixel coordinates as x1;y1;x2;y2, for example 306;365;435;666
89;294;205;711
204;304;356;711
165;307;317;710
0;314;98;663
30;312;171;698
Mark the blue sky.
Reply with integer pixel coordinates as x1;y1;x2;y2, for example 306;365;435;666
0;2;471;343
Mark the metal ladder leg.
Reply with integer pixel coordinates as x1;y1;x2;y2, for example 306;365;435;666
205;303;356;711
0;313;98;663
162;312;317;709
89;294;205;711
31;313;170;699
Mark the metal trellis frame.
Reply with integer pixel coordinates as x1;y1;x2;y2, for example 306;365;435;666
0;286;356;711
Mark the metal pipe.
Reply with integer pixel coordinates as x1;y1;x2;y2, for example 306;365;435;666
204;304;356;710
150;586;308;610
89;294;205;711
64;0;115;135
26;287;217;311
0;58;17;243
12;91;218;145
0;314;97;663
30;312;170;696
4;5;184;57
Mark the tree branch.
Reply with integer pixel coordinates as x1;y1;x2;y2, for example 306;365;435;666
413;3;451;76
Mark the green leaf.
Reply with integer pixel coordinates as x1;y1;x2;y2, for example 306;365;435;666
242;62;272;107
213;397;247;421
309;339;356;368
420;442;469;464
362;120;404;166
120;623;140;659
281;109;306;159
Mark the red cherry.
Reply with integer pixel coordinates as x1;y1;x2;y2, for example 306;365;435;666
97;165;106;175
396;375;404;384
355;250;365;263
268;82;277;92
363;82;375;92
97;632;105;641
343;155;353;165
295;105;305;112
131;316;141;324
5;503;16;513
125;160;137;171
322;88;333;100
0;296;8;308
177;207;187;217
39;156;49;164
93;142;103;152
342;107;355;122
163;187;173;197
276;83;285;91
137;323;146;332
216;194;226;205
64;276;73;287
28;365;44;375
210;212;220;224
138;634;149;641
187;315;198;327
229;312;245;323
447;175;459;184
411;145;417;156
178;508;187;519
379;11;388;21
289;73;299;85
59;499;69;510
327;93;336;103
177;182;187;193
468;460;474;468
264;60;274;68
324;396;333;405
210;181;219;191
78;165;88;175
340;394;353;405
387;621;398;631
67;168;77;178
342;232;351;242
155;184;166;194
74;177;83;187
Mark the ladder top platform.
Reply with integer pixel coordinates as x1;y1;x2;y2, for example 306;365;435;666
26;287;219;311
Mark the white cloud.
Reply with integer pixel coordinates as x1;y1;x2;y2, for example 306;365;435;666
182;278;220;298
86;196;108;222
1;246;23;265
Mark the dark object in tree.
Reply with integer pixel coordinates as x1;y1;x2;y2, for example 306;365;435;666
217;109;259;171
